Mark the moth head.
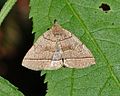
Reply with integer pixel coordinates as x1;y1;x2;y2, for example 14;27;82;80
52;22;63;36
43;23;71;42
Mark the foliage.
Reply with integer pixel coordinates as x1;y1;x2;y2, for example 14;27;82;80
0;0;120;96
0;0;24;95
30;0;120;96
0;0;17;25
0;76;24;96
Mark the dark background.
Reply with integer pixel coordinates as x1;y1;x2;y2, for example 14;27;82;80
0;0;46;96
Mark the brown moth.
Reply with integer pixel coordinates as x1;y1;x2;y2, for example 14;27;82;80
22;23;95;70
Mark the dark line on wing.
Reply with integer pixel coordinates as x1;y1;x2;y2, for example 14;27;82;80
64;57;94;59
23;57;94;60
43;35;72;42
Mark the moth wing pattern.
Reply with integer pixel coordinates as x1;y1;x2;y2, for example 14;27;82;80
22;35;63;70
22;23;96;70
61;35;95;68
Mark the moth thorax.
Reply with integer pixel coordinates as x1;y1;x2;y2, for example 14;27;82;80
53;30;63;41
52;24;63;35
53;31;63;37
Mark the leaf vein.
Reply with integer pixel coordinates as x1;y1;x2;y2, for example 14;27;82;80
65;0;120;89
98;77;111;96
96;38;120;47
52;65;107;91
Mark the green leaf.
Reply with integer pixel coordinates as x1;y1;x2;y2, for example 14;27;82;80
0;76;24;96
0;0;17;26
30;0;120;96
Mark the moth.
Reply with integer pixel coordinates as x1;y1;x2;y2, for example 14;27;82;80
22;23;95;70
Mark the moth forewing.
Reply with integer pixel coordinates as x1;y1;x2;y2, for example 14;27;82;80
22;23;96;70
